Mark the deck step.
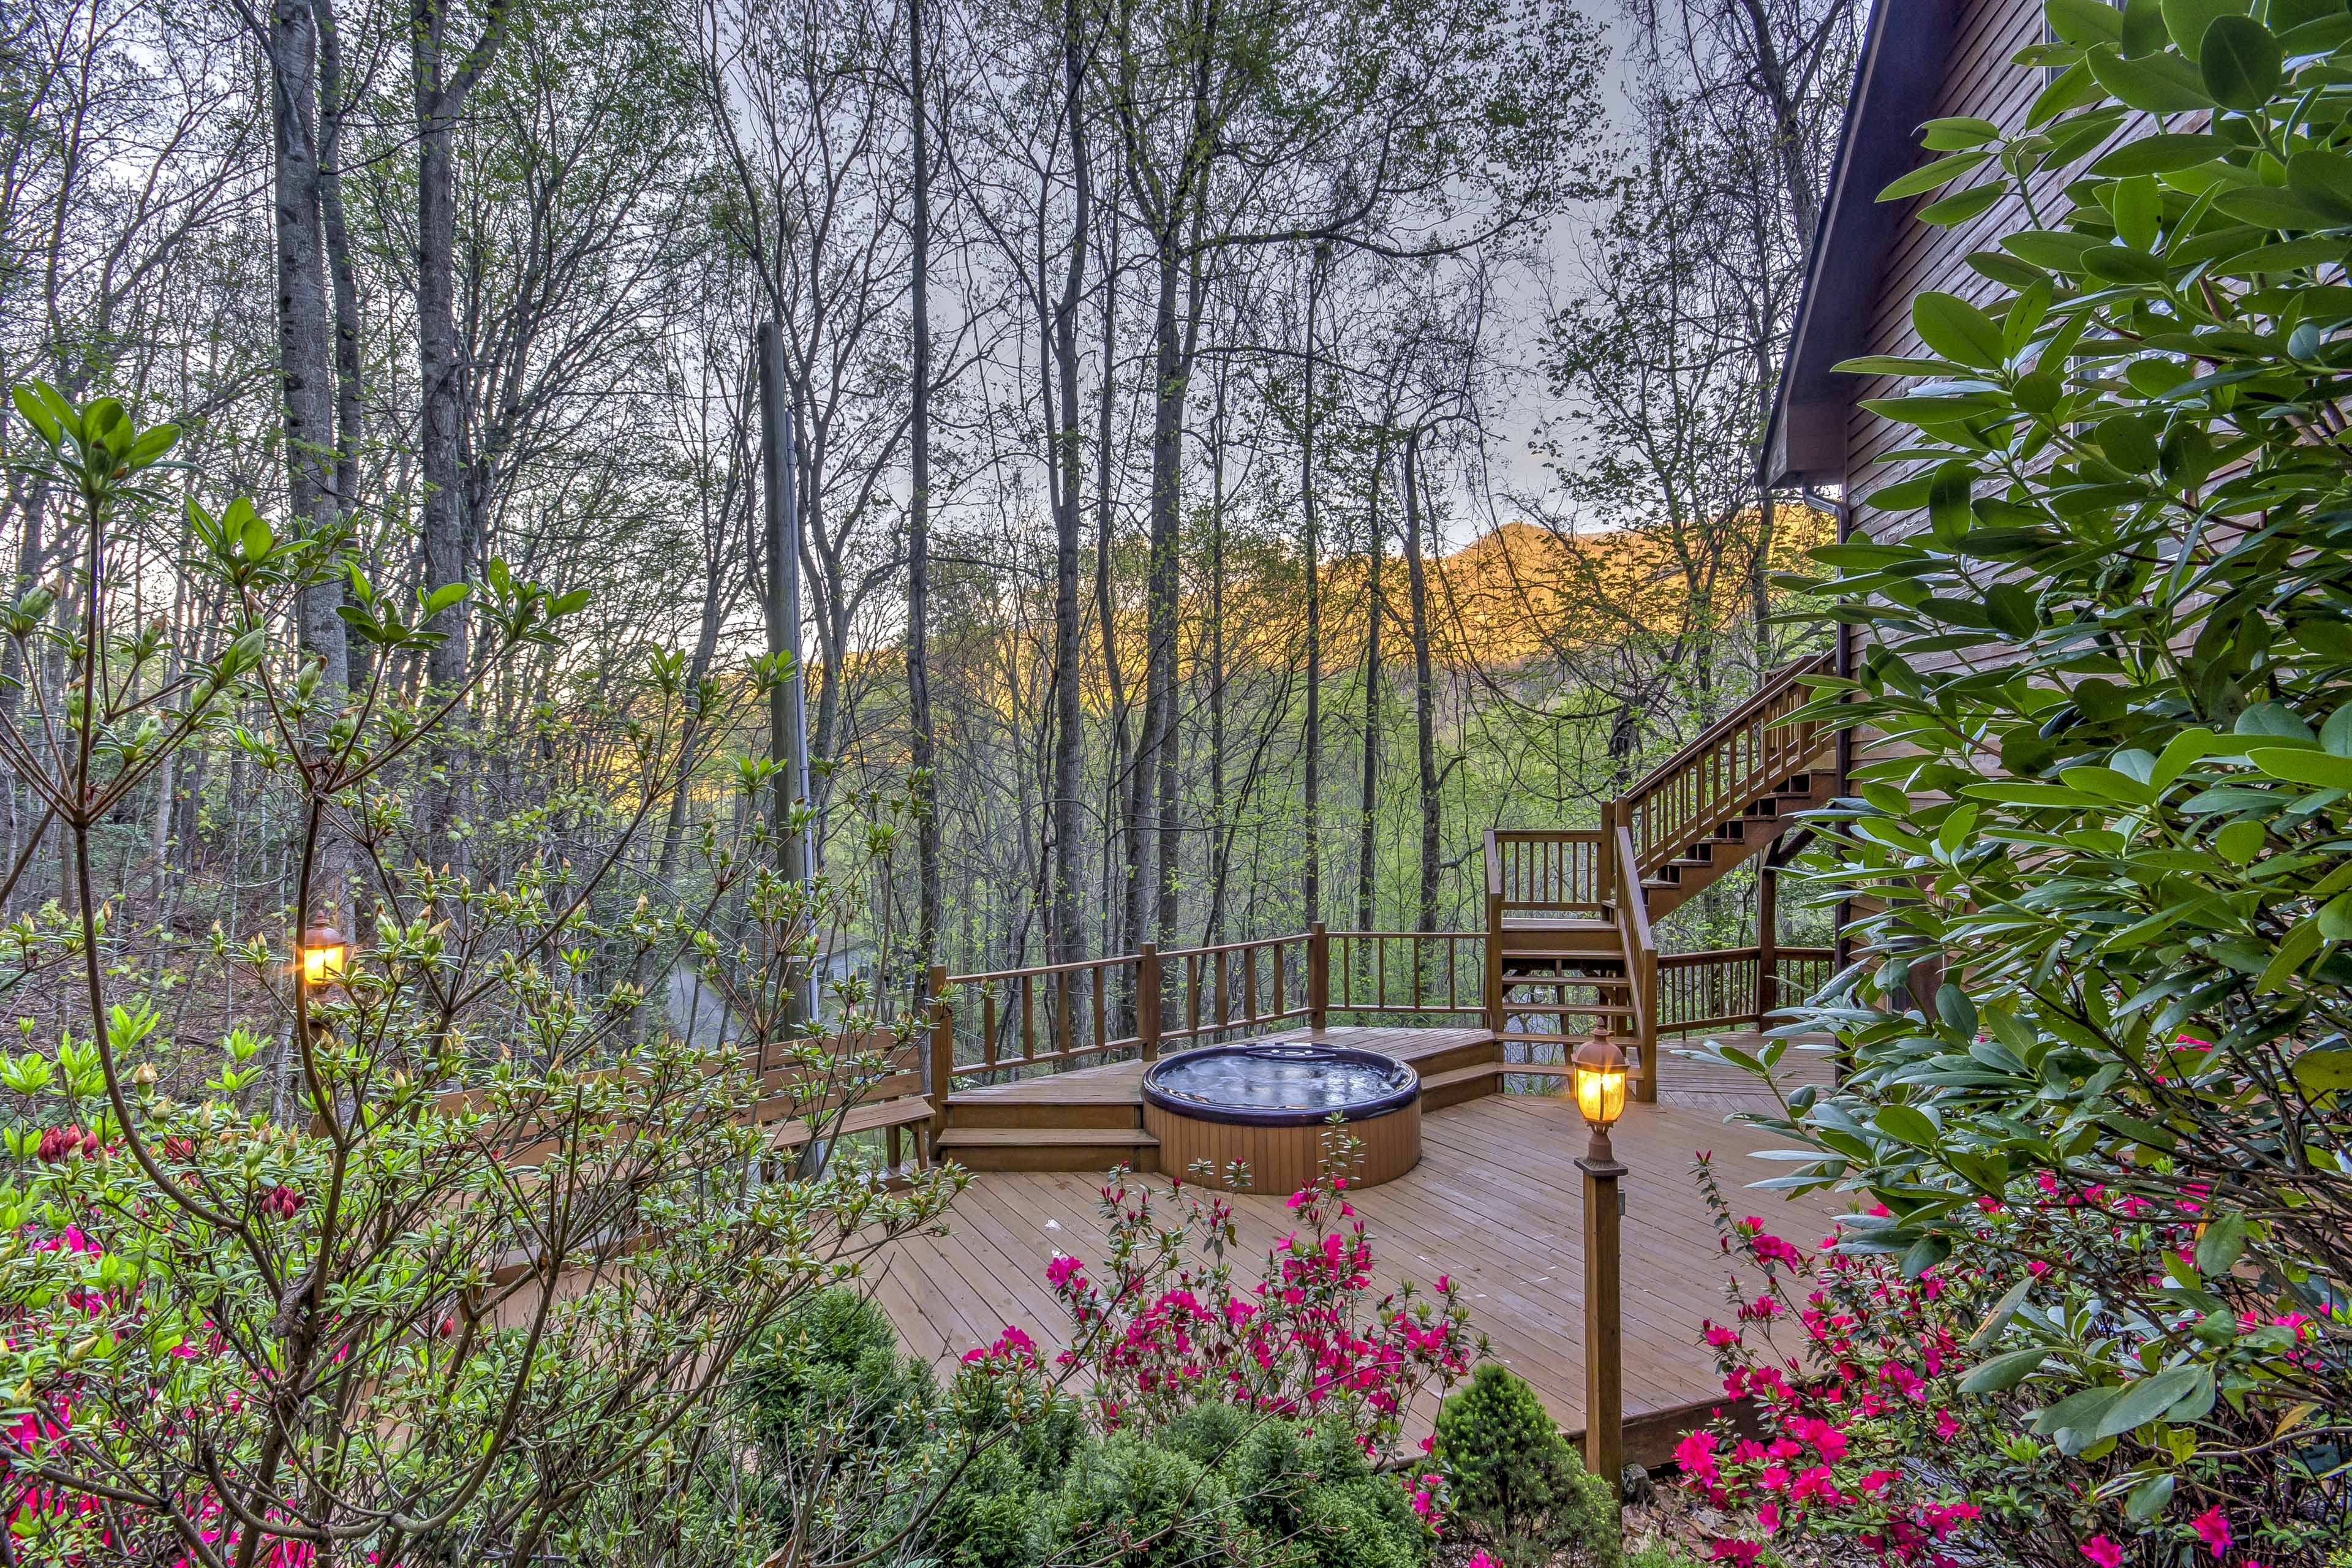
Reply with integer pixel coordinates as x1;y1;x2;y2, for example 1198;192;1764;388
1419;1060;1506;1110
941;1096;1142;1131
935;1125;1163;1174
938;1126;1159;1148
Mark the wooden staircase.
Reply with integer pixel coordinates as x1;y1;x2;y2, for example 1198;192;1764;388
1483;654;1834;1102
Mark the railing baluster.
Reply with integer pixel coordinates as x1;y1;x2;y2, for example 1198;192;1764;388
984;989;998;1072
1022;973;1036;1061
1093;963;1107;1055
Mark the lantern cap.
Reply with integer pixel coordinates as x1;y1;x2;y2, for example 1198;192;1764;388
300;918;345;948
1572;1035;1628;1075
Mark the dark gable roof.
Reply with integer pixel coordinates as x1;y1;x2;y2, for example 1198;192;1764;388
1763;0;1966;490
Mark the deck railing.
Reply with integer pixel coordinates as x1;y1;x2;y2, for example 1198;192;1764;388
1483;827;1609;917
924;924;1825;1117
1327;930;1487;1021
1658;947;1834;1036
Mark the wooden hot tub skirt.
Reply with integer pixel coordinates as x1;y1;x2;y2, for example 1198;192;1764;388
1143;1099;1422;1194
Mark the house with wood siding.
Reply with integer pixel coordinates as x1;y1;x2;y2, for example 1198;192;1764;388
1765;0;2056;532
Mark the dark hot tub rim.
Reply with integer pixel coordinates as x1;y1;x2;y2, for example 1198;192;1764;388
1139;1042;1420;1128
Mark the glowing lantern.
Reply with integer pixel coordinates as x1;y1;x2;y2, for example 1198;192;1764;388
298;919;348;987
1571;1035;1628;1155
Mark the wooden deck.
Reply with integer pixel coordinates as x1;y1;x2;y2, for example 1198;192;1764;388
871;1028;1845;1464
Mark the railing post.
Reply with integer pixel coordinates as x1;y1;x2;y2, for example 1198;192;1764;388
1137;943;1162;1061
927;963;952;1151
1757;861;1779;1028
1597;801;1616;908
1308;922;1329;1035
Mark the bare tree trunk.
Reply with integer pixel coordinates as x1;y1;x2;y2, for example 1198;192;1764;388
1301;247;1325;927
1125;244;1175;954
907;0;938;977
1203;361;1227;944
265;0;350;926
1403;429;1440;936
1048;0;1091;966
1093;203;1128;956
408;0;505;870
1355;440;1383;938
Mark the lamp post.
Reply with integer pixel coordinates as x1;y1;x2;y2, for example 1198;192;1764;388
1571;1033;1629;1506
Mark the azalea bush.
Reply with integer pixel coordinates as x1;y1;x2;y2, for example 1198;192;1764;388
935;1155;1485;1566
1023;1159;1478;1453
0;385;963;1564
1736;0;2352;1548
1679;1158;2343;1566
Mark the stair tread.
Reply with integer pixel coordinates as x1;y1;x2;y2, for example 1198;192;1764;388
1420;1061;1505;1091
937;1127;1159;1147
1501;1006;1636;1017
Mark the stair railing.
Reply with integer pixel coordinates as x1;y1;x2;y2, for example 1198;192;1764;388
1619;652;1835;878
1607;808;1661;1103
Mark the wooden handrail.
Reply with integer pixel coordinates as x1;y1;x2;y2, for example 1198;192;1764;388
1621;651;1835;878
1610;821;1659;1104
1621;652;1833;809
1482;828;1608;913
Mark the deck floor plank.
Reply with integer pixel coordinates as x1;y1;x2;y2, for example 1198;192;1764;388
865;1030;1845;1457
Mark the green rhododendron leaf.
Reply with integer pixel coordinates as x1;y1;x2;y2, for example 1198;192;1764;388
2127;1471;2177;1520
2198;15;2281;108
2195;1211;2247;1276
2248;747;2352;788
2050;0;2127;43
2160;0;2248;59
1920;183;2008;227
2291;1046;2352;1095
1961;1345;2051;1393
2088;44;2215;111
2092;1365;2206;1439
2286;149;2352;225
1874;1104;1940;1148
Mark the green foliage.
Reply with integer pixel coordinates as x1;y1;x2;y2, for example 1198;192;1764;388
1039;1434;1257;1568
1432;1363;1618;1568
1623;1547;1709;1568
1743;0;2352;1547
742;1285;936;1461
1222;1411;1430;1568
0;385;963;1564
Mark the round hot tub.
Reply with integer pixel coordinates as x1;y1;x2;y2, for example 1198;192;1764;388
1140;1041;1422;1192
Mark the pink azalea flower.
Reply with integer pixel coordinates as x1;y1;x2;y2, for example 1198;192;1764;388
2190;1507;2230;1559
2081;1537;2124;1568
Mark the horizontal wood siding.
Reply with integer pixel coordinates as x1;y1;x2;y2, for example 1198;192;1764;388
1845;0;2051;525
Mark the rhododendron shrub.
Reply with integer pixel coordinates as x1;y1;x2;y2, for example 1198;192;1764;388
1749;0;2352;1548
1680;1157;2345;1568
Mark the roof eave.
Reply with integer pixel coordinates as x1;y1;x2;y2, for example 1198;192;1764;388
1761;0;1967;491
